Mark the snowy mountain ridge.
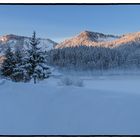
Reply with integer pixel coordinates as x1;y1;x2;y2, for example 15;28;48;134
76;31;120;42
1;31;140;54
55;31;140;48
0;34;57;54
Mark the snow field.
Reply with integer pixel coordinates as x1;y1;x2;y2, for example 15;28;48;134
0;74;140;135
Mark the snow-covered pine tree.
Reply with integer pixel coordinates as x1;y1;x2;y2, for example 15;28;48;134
1;45;15;79
11;46;30;82
27;31;51;84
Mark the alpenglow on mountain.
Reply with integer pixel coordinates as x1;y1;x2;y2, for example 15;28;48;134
55;31;140;48
1;31;140;53
0;34;57;55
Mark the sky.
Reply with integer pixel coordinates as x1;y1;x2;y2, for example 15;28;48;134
1;5;140;42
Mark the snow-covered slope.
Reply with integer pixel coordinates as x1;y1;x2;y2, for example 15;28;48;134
0;34;57;54
1;72;140;135
55;31;140;49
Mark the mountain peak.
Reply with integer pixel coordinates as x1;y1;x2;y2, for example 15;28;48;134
79;30;95;36
77;31;119;42
79;30;105;36
56;30;120;48
0;34;27;42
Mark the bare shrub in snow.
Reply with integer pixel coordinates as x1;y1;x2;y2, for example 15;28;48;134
74;79;84;87
59;76;84;87
61;77;73;86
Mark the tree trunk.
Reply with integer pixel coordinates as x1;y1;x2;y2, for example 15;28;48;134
34;77;36;84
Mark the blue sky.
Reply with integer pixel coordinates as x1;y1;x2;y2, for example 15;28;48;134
1;5;140;42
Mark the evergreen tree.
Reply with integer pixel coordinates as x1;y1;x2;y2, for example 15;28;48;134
11;46;30;82
27;31;50;84
1;45;15;79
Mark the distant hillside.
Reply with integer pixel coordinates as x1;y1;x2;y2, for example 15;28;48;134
0;34;57;55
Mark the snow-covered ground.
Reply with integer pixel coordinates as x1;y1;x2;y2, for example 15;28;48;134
0;72;140;135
